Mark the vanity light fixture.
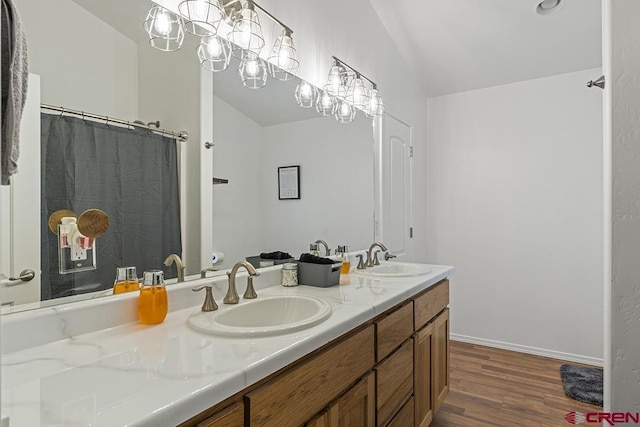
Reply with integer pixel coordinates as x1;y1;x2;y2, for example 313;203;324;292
178;0;222;36
316;90;337;116
334;99;356;124
325;56;384;121
325;59;348;99
267;28;300;81
365;85;384;118
295;81;317;108
238;51;268;89
144;5;185;52
346;74;370;111
197;35;232;72
228;0;265;59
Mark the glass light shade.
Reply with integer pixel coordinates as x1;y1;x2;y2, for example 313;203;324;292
144;6;185;52
365;87;385;117
316;90;336;116
197;35;232;72
347;76;370;111
324;63;348;99
238;51;267;89
267;31;300;81
228;3;265;58
334;99;356;124
294;81;317;108
178;0;222;36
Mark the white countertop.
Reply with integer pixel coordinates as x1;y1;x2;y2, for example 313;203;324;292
0;264;454;427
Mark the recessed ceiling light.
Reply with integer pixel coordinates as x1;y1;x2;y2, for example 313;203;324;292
536;0;565;15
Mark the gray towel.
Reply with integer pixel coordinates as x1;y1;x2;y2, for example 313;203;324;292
1;0;28;185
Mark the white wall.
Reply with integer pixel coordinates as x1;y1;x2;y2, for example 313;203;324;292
16;0;139;118
605;0;640;412
261;117;374;257
209;96;265;269
427;69;604;363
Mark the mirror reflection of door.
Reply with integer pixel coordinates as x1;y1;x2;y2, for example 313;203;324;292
0;74;41;307
379;114;413;256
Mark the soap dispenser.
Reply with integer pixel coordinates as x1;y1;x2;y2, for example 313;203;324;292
309;243;320;256
336;245;350;274
113;266;140;294
138;270;168;325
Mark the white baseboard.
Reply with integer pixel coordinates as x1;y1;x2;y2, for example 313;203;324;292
450;333;604;367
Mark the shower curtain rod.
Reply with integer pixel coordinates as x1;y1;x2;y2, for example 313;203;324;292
40;104;189;142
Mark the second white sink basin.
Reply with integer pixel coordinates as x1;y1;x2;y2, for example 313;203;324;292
188;295;332;337
354;262;432;278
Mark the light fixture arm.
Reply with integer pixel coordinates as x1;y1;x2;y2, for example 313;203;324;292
251;0;293;35
331;55;377;88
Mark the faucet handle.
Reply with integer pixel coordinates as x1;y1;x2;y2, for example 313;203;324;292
373;251;381;266
384;252;397;261
193;285;218;312
244;276;257;299
356;254;366;270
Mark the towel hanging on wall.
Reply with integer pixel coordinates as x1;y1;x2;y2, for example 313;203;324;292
1;0;29;185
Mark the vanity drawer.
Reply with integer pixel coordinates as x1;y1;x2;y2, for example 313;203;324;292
375;338;413;426
246;325;375;427
386;396;414;427
376;302;414;361
414;279;449;330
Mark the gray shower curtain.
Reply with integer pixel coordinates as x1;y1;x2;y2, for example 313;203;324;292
40;113;182;300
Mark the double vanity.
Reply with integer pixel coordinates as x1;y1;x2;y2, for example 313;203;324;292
0;262;454;426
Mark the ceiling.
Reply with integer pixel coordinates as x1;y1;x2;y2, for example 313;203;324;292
368;0;602;97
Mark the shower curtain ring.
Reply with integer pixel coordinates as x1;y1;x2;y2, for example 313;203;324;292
60;107;65;117
82;111;85;121
105;116;110;126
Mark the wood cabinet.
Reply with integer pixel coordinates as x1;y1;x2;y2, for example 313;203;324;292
196;402;243;427
387;397;414;427
375;339;413;426
413;323;433;427
184;278;450;427
432;308;450;414
306;372;375;427
246;326;375;427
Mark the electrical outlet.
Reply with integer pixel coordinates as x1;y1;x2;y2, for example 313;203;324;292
71;245;87;261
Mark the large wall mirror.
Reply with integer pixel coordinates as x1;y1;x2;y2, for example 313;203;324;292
0;0;375;313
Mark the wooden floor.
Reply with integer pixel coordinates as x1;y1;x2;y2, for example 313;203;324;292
431;341;602;427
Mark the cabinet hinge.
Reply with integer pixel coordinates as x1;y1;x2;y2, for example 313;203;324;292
409;146;414;158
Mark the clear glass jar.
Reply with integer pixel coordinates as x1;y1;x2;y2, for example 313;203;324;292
113;266;140;294
138;270;168;325
281;263;298;287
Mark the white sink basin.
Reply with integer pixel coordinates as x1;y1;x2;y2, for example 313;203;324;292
188;295;332;337
354;262;432;278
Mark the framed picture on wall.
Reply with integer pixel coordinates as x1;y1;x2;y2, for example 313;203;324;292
278;166;300;200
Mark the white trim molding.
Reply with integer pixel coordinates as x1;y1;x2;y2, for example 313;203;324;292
451;334;604;367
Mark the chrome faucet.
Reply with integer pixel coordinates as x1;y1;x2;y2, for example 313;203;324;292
315;239;331;256
200;267;218;278
365;241;388;267
224;261;260;304
164;254;185;282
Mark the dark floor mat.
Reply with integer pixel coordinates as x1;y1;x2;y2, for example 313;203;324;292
560;364;603;407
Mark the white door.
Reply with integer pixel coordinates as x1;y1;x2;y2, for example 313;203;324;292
0;74;41;307
376;113;413;256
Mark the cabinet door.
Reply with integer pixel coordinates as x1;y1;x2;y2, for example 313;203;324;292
433;308;450;414
375;339;413;426
326;372;375;427
414;323;433;427
196;402;243;427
